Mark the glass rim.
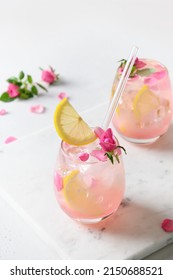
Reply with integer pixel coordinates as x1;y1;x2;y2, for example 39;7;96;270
116;57;169;82
140;58;168;71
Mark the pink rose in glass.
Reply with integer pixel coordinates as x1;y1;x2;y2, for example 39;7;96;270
7;83;20;98
134;58;146;69
95;127;117;152
41;68;57;84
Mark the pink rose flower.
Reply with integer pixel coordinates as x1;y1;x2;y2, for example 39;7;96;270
95;127;117;152
7;84;20;98
134;58;146;69
41;68;57;84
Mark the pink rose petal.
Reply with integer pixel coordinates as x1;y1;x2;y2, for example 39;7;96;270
94;127;104;139
79;152;89;161
100;142;117;152
0;109;7;115
161;219;173;232
134;58;146;69
54;172;63;192
153;70;166;80
144;76;158;86
58;92;68;100
5;136;17;144
90;149;107;161
30;105;45;113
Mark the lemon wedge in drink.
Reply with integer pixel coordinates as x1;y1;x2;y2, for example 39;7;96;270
133;85;160;119
62;170;86;209
62;170;102;216
62;170;101;216
54;98;96;146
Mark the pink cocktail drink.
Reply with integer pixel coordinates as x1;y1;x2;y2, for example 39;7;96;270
54;140;125;223
112;59;173;144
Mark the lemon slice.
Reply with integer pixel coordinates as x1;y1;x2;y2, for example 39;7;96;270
54;98;96;146
63;170;79;190
62;170;102;216
133;85;160;119
62;170;86;209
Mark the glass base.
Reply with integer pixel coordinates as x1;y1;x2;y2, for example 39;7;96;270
74;212;114;224
119;133;160;144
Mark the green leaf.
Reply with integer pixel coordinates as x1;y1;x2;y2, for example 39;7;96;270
7;76;17;82
118;59;126;63
19;88;33;99
116;145;127;155
27;75;33;84
36;82;48;92
19;92;33;99
105;152;114;164
49;65;55;72
136;68;155;77
31;85;38;95
7;77;22;86
115;154;120;164
7;77;22;87
19;71;25;80
0;92;15;102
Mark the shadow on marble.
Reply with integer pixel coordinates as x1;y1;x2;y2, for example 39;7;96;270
50;77;75;87
148;123;173;152
126;123;173;153
83;199;167;240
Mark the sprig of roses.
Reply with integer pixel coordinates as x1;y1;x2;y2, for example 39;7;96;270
0;66;59;102
79;127;126;164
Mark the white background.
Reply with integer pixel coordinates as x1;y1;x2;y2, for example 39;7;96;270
0;0;173;259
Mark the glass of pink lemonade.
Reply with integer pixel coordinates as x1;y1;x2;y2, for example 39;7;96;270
54;138;125;224
111;58;173;144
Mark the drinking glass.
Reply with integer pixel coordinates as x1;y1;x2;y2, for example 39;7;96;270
111;58;173;144
54;139;125;224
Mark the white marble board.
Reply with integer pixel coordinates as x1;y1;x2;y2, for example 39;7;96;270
0;104;173;260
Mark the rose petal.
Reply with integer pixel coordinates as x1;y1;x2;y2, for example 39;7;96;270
104;128;113;139
0;109;7;115
153;70;166;80
135;58;146;69
54;171;63;192
161;219;173;232
30;105;45;113
79;152;89;161
5;136;17;144
90;149;107;161
94;127;104;139
58;92;68;100
100;142;117;152
144;76;158;86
